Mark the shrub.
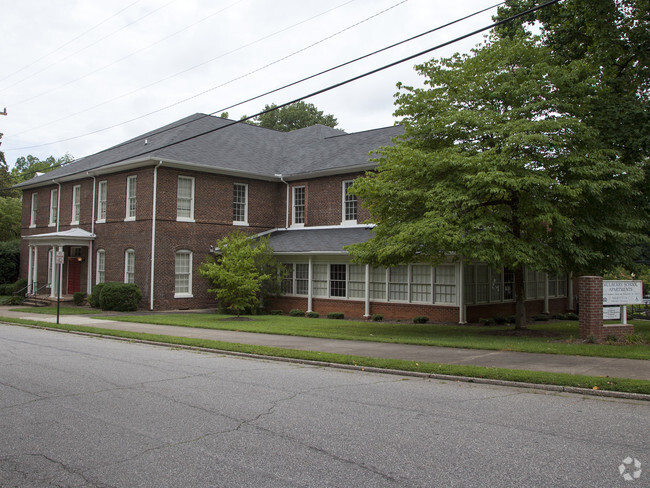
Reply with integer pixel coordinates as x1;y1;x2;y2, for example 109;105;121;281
551;313;567;320
88;282;107;308
493;315;507;325
0;295;23;305
306;311;320;318
0;283;12;295
371;314;383;322
98;282;142;312
289;309;304;317
0;240;20;285
479;317;494;326
73;292;86;306
412;316;429;324
564;312;579;321
507;315;516;324
327;312;344;319
11;278;28;296
270;309;283;315
532;313;549;321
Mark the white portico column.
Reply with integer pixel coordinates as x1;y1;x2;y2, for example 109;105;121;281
27;246;34;295
50;246;57;298
307;256;313;313
364;264;370;318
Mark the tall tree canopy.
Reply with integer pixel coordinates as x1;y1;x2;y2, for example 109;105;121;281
253;101;338;132
348;34;646;328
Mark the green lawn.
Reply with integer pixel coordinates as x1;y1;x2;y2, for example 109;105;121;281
9;305;102;315
1;317;648;395
95;313;650;360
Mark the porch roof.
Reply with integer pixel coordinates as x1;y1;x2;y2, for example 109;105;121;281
24;228;96;246
263;226;373;254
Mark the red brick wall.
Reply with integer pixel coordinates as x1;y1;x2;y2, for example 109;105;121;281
301;172;370;226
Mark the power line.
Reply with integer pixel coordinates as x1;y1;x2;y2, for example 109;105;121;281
7;0;482;152
0;0;180;93
2;0;560;189
0;0;143;85
9;0;359;139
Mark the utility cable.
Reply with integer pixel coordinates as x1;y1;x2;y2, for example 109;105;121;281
1;0;560;189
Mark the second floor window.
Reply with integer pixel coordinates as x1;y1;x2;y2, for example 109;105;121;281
175;250;193;297
342;180;357;223
292;186;305;225
97;181;107;222
126;176;137;220
71;185;81;224
233;183;248;224
30;193;37;227
124;249;135;283
177;176;194;220
49;188;58;226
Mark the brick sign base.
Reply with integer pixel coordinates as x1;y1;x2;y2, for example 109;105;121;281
578;276;634;340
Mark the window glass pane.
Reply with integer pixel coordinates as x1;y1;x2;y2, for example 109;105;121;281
349;264;365;298
503;268;514;300
464;265;475;305
343;181;357;221
293;187;305;224
389;266;408;301
125;250;135;283
490;269;502;302
98;181;107;220
96;251;105;284
175;252;191;294
177;177;193;219
127;177;137;218
330;264;346;297
369;266;386;300
435;265;456;303
281;264;294;294
312;264;328;297
475;264;489;302
233;183;247;222
295;263;309;295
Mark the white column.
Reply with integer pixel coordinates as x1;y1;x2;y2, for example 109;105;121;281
27;246;34;295
307;256;313;313
50;246;57;298
568;273;574;311
543;273;550;314
56;246;64;297
364;264;370;318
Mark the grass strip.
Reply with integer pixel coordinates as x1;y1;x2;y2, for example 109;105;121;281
9;306;102;315
2;317;649;396
94;313;650;360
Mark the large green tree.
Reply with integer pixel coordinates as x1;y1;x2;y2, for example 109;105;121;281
253;101;338;132
348;35;646;328
11;153;74;184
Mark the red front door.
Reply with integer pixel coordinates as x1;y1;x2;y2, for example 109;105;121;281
67;259;82;294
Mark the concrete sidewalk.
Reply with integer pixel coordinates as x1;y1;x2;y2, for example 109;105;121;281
1;306;648;381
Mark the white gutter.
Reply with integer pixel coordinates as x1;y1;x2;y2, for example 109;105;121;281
275;174;289;229
88;173;96;294
52;179;61;232
150;161;162;310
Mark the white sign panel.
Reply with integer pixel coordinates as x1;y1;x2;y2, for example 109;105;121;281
602;280;643;305
603;306;621;320
55;251;65;265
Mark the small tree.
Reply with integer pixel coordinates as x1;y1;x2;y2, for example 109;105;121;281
253;102;339;132
199;231;283;316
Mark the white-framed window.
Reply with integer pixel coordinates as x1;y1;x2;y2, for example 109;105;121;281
349;264;366;299
124;249;135;283
177;176;195;221
125;176;137;220
312;264;328;297
434;265;456;304
342;180;357;224
49;188;58;226
175;250;193;297
411;265;432;303
465;265;516;305
389;266;408;301
71;185;81;224
330;264;347;297
281;264;294;294
370;266;387;300
295;263;309;295
30;193;38;227
292;186;305;226
96;249;105;284
548;274;567;297
233;183;248;225
97;181;107;222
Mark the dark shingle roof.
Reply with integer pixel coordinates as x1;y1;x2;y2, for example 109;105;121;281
15;114;403;188
264;226;374;253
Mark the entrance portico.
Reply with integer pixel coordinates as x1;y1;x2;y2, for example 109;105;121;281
24;228;95;298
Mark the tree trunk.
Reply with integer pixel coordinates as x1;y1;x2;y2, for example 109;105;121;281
514;265;527;330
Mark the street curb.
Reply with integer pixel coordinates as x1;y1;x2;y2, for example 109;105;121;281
5;321;650;402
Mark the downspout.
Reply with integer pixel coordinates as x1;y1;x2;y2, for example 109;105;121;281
87;173;96;294
275;174;289;229
53;179;61;232
150;162;162;310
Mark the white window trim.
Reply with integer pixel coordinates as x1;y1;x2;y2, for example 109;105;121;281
341;180;358;225
125;176;137;221
176;176;195;222
174;250;193;298
124;249;135;283
30;193;37;228
291;186;305;227
49;189;58;227
96;249;105;284
71;185;81;225
233;182;249;226
97;180;107;223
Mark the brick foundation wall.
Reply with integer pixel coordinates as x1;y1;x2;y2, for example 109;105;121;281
467;298;568;322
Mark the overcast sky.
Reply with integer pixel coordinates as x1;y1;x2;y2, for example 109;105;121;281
1;0;502;166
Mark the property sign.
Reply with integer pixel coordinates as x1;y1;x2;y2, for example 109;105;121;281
602;280;643;305
603;306;621;320
55;251;64;265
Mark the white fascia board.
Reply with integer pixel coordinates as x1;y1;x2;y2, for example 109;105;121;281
282;164;375;181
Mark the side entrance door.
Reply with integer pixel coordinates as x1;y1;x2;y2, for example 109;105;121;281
67;258;82;294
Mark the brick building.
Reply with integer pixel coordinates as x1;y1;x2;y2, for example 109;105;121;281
16;113;573;322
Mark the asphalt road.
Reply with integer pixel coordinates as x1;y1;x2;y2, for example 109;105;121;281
1;325;648;487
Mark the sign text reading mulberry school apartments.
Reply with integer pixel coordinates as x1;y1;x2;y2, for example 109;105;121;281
602;280;643;305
